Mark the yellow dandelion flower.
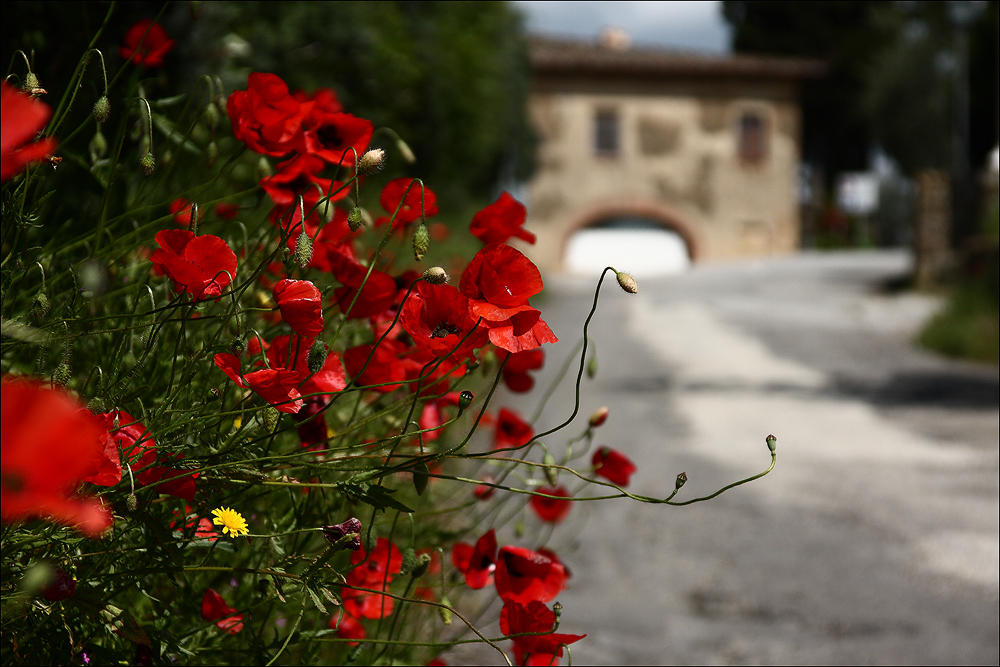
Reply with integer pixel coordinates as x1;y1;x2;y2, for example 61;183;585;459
212;507;249;538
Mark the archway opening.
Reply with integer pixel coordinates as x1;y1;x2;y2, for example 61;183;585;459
564;216;692;276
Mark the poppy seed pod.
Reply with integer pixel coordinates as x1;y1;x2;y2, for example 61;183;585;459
422;266;449;285
458;390;474;414
616;271;638;294
357;148;385;175
412;223;429;261
93;95;110;123
675;472;687;491
766;434;777;453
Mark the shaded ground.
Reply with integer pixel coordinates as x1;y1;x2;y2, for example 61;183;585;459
459;249;998;665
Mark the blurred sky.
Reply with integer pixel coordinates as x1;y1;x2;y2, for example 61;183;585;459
512;0;733;53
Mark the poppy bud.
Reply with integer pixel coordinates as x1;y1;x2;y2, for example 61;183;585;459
89;128;108;162
766;434;777;453
140;152;155;176
53;363;72;387
295;231;313;268
588;406;609;428
412;223;429;261
514;519;525;538
93;95;111;123
410;552;432;578
347;207;365;232
438;596;453;625
263;406;279;432
422;266;449;285
126;493;138;513
87;397;105;413
357;148;386;175
307;340;327;374
230;336;246;356
256;156;273;180
204;101;219;130
395;136;416;164
458;390;474;414
400;547;417;575
675;472;687;491
209;387;222;400
586;355;598;378
23;71;40;93
206;141;218;167
616;271;638;294
31;292;50;321
412;460;429;496
542;452;559;486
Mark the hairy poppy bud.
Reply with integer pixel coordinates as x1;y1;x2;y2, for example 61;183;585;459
438;596;453;625
458;390;474;414
588;406;609;428
256;156;272;180
140;152;155;176
357;148;385;175
86;396;106;413
400;547;417;576
766;434;777;453
204;101;219;130
295;231;313;268
411;552;432;578
230;336;246;356
307;339;327;374
616;271;638;294
53;363;72;387
347;207;365;232
126;493;138;513
24;71;40;93
89;128;108;162
93;95;111;123
262;406;279;432
31;292;50;321
422;266;449;285
412;223;429;261
586;354;598;378
543;452;559;486
206;140;218;167
675;472;687;491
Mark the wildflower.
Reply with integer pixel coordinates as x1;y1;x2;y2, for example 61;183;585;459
591;446;637;487
326;249;398;319
168;198;195;226
341;538;403;621
322;517;362;550
469;192;536;245
500;599;586;665
201;589;244;634
494;545;569;605
530;486;572;524
212;507;249;537
300;108;373;166
379;178;439;227
119;20;175;68
474;476;497;500
1;377;112;537
227;72;302;157
259;154;341;209
494;408;534;450
149;230;237;301
500;349;545;393
401;282;489;362
451;528;497;589
273;279;324;338
1;82;58;182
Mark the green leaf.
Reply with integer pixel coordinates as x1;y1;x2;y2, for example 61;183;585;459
305;585;327;614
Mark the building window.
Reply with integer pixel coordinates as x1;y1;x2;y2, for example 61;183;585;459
737;112;767;164
594;109;619;156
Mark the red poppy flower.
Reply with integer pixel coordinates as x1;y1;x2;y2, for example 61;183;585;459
1;377;112;537
170;507;219;540
469;192;536;245
168;198;195;226
1;82;58;182
301;109;373;166
330;611;365;645
343;537;402;619
213;353;304;414
119;20;175;68
379;178;439;226
451;528;497;589
215;202;240;220
135;453;198;501
529;486;572;524
294;87;344;113
260;154;342;208
264;335;345;400
474;476;497;500
494;545;569;606
150;230;237;301
494;408;534;450
83;410;156;487
401;282;489;361
344;339;421;394
500;349;544;393
227;73;303;157
591;446;637;487
499;600;586;665
201;589;244;635
273;279;324;338
327;250;398;319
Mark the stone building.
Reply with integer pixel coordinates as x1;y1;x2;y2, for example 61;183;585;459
522;34;824;273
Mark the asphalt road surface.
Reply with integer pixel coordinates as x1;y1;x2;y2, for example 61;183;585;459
477;249;998;665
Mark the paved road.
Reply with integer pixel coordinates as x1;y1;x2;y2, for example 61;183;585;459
487;250;998;665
